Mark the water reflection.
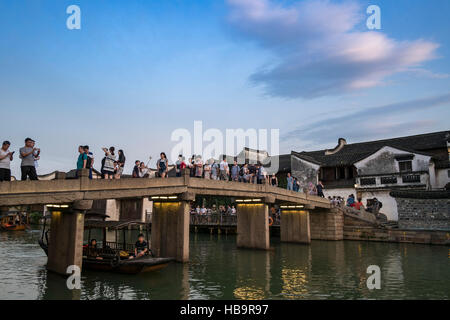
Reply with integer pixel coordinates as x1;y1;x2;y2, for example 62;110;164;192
233;249;272;300
1;228;449;300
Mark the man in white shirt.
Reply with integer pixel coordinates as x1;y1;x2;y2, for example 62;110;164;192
219;156;229;181
0;141;14;182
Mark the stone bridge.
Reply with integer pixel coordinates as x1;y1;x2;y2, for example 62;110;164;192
0;170;339;275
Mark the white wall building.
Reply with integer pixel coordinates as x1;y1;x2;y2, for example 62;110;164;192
291;131;450;221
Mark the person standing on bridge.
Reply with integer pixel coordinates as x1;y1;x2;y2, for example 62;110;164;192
316;180;325;197
219;156;229;181
203;159;212;179
231;160;240;182
195;155;203;178
257;164;266;184
286;173;294;191
293;177;299;192
115;149;126;179
270;174;278;187
157;152;168;178
19;138;39;181
101;147;116;179
248;163;257;184
211;160;219;180
76;145;87;178
84;146;94;179
175;155;186;177
0;141;13;182
241;164;250;183
188;155;195;177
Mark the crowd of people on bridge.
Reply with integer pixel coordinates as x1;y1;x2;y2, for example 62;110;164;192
0;139;326;202
77;145;126;180
191;204;237;216
171;154;274;184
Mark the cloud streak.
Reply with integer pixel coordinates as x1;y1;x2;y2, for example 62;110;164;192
283;92;450;147
227;0;441;99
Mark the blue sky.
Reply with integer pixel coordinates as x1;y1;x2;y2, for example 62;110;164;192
1;0;449;176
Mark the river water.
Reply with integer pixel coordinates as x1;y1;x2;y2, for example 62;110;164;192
0;227;449;300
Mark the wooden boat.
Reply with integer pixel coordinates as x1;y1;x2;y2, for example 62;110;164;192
0;213;28;231
82;256;173;274
39;213;174;274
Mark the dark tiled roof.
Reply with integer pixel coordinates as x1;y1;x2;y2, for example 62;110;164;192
292;131;450;167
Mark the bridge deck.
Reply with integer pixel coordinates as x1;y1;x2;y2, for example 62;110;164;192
0;175;330;208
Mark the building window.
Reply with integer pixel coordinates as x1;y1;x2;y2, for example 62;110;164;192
360;178;376;186
448;170;450;178
402;174;421;183
398;161;412;173
381;176;397;184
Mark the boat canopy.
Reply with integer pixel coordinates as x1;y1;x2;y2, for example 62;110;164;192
84;220;147;230
0;212;23;217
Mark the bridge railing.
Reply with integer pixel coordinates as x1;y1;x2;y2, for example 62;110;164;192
190;213;237;226
189;213;281;227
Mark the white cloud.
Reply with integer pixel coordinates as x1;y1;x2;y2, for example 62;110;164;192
227;0;441;98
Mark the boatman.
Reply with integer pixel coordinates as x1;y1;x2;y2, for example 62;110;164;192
130;234;148;259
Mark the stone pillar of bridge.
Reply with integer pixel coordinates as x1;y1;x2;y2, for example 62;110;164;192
236;197;272;250
151;192;192;262
310;208;344;240
47;200;93;275
280;209;311;244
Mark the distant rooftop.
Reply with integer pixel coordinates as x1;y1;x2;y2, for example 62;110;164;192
292;130;450;168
